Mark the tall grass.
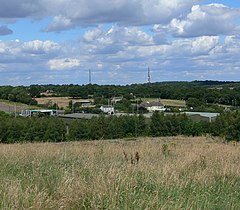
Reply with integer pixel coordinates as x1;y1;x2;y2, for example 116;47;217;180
0;137;240;209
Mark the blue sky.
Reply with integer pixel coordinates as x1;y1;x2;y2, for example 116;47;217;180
0;0;240;85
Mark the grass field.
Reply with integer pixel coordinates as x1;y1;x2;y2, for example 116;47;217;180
160;99;186;107
0;137;239;209
141;98;186;107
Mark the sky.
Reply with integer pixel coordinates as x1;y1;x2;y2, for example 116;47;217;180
0;0;240;85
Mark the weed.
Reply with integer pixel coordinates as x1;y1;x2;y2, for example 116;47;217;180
135;152;140;164
162;143;170;157
199;155;207;170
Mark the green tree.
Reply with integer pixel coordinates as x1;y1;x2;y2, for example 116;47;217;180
137;114;148;136
68;119;90;141
150;111;169;137
44;118;66;142
29;85;41;98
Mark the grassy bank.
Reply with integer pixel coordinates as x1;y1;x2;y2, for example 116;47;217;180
0;137;239;209
0;99;38;113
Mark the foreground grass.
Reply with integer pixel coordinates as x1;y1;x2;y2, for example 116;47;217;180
0;137;240;209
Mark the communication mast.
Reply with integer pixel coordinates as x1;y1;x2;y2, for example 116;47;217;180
89;69;92;84
147;66;151;84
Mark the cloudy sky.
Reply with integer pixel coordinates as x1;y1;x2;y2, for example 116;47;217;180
0;0;240;85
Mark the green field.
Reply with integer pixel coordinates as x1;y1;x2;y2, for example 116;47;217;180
141;98;186;107
160;99;186;107
0;137;239;209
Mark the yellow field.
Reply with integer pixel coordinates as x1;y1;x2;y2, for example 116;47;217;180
0;136;240;209
35;97;93;108
35;97;70;108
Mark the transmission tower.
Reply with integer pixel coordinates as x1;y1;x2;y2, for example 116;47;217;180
148;66;151;84
89;69;92;84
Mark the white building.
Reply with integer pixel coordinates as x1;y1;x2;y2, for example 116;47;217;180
139;101;166;112
100;105;115;114
20;109;57;117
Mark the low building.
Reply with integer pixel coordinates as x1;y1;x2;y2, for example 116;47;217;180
100;105;115;114
19;109;58;117
139;101;166;112
74;99;93;107
184;112;219;122
58;113;99;120
111;96;123;104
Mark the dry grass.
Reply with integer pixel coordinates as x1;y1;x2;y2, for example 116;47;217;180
35;97;93;108
35;97;73;108
0;136;240;209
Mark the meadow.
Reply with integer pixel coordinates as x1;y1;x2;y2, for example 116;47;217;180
0;136;240;209
141;98;186;107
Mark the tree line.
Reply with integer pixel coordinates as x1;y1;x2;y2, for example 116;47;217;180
0;86;37;105
1;111;240;143
1;81;240;108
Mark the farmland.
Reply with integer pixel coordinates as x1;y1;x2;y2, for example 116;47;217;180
0;136;240;209
35;97;95;109
35;97;74;108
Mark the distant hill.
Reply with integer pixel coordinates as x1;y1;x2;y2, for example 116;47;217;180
192;80;238;86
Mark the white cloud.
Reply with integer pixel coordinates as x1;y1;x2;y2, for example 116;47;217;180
44;15;74;32
0;40;61;65
48;58;81;70
1;32;240;84
45;0;200;31
0;0;200;31
191;36;219;55
169;4;240;37
224;35;240;52
96;63;103;69
21;40;60;54
0;0;240;85
83;28;103;43
82;26;154;56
